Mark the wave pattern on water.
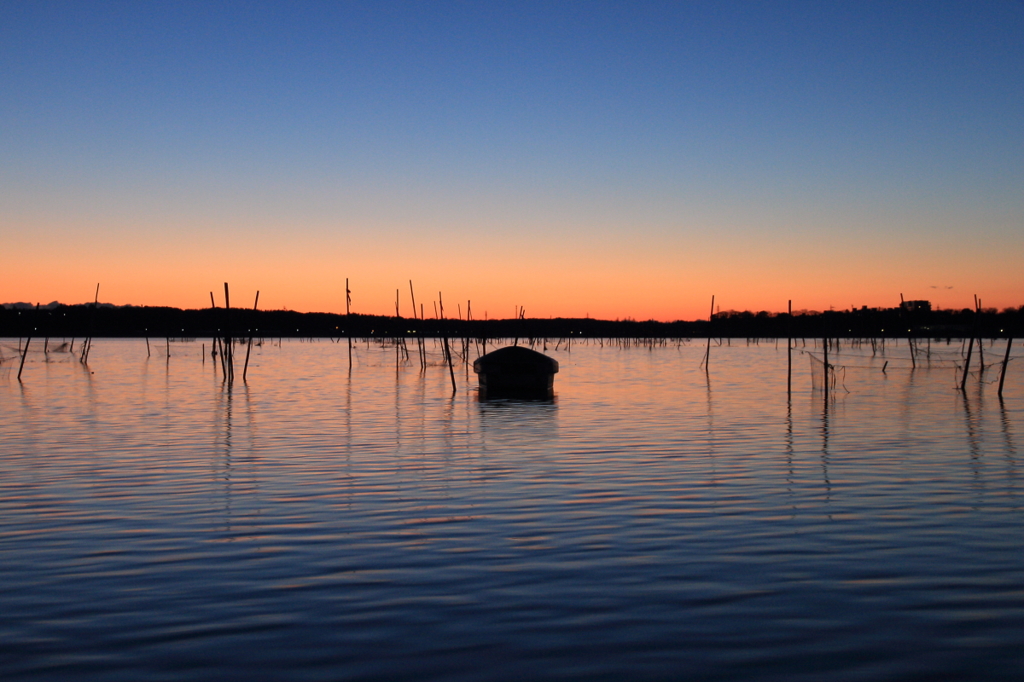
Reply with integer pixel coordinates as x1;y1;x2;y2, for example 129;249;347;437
1;339;1023;681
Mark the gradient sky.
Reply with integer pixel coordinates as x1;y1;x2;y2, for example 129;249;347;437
3;0;1023;320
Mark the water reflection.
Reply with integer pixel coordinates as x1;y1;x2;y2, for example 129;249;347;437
704;370;719;492
3;339;1024;682
477;396;558;451
334;364;355;510
1000;401;1017;458
215;382;234;527
477;396;557;417
785;398;795;496
900;366;917;426
476;393;557;405
999;401;1019;504
820;394;832;497
961;390;984;486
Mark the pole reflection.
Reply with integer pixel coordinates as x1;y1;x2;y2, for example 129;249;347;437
960;390;984;495
999;399;1019;504
785;396;795;499
820;392;832;501
215;381;234;530
704;370;719;491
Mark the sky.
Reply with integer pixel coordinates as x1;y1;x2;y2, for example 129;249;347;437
2;0;1023;321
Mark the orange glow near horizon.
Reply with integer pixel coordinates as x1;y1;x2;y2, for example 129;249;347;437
4;213;1021;322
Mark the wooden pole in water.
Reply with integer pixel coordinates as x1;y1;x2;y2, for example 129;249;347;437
787;300;792;396
702;295;714;372
822;327;829;402
960;297;983;392
410;280;425;370
346;278;352;369
900;293;915;369
960;337;974;392
440;292;456;392
975;297;984;374
243;291;260;382
210;291;219;377
420;302;426;370
17;335;31;382
81;284;99;364
998;338;1013;399
224;282;233;382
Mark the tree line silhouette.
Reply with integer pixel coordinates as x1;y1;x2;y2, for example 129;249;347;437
2;302;1021;340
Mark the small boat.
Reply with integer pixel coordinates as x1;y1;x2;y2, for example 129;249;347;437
473;346;559;398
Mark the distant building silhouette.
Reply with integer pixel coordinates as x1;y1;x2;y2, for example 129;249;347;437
900;300;931;314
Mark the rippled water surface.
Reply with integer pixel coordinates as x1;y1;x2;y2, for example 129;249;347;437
2;338;1023;681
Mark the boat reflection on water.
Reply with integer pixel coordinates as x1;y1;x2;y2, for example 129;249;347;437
476;392;557;405
476;388;558;449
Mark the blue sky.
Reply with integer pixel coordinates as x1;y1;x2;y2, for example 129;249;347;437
3;1;1023;318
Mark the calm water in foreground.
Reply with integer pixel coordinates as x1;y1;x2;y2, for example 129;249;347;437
2;337;1023;681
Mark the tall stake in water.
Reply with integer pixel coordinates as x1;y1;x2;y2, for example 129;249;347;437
702;295;715;372
900;293;916;369
822;330;829;404
961;297;981;392
439;292;457;393
410;280;425;370
81;283;99;364
17;334;31;382
998;337;1013;399
960;338;974;392
787;300;792;396
243;291;260;382
346;278;352;369
223;282;234;382
976;297;985;375
465;300;472;365
210;291;222;377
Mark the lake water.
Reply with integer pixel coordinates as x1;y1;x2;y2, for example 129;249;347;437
2;337;1022;681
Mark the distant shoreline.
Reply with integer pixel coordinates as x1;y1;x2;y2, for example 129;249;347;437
1;303;1020;339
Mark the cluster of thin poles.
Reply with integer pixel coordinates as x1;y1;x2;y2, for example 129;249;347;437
207;283;259;384
8;285;1017;402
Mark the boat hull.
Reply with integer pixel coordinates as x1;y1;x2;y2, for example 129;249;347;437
473;346;558;398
